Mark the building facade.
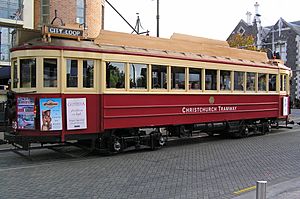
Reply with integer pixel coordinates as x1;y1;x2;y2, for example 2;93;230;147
34;0;105;39
0;0;105;85
227;3;300;102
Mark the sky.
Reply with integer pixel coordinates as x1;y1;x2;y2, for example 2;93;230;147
104;0;300;41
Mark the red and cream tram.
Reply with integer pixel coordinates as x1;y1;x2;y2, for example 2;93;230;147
5;29;291;152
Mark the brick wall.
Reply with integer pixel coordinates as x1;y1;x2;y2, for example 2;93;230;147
34;0;104;38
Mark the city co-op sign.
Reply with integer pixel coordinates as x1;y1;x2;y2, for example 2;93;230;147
43;25;84;41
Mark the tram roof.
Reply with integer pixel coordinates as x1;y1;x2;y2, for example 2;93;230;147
94;30;268;63
12;29;287;69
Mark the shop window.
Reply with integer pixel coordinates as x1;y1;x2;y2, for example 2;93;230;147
130;63;147;89
83;60;94;88
41;0;50;24
258;73;266;91
220;70;231;90
246;72;256;91
66;59;78;88
269;74;277;91
12;60;18;88
189;68;201;90
171;67;185;90
152;65;167;89
234;71;244;91
20;59;36;88
106;62;125;89
205;69;217;90
76;0;85;24
44;59;57;87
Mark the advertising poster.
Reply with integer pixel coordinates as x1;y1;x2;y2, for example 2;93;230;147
66;98;87;130
40;98;62;131
17;97;35;130
283;97;289;116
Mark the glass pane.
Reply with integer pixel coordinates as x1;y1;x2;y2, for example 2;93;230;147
77;0;84;8
66;59;78;87
189;68;201;90
281;75;286;91
106;62;125;89
258;73;266;91
42;16;49;24
205;69;217;90
130;63;147;89
269;74;276;91
220;70;231;90
152;65;167;89
13;60;18;88
83;60;94;88
41;0;50;5
76;17;84;24
20;59;36;88
171;67;185;90
246;72;256;91
44;59;57;87
42;6;49;15
77;8;84;17
234;71;244;91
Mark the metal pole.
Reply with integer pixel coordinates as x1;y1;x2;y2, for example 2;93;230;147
105;0;139;34
156;0;159;37
256;181;267;199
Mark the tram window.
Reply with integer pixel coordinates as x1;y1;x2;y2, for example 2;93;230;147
269;74;276;91
12;60;18;88
66;59;78;87
171;67;185;90
258;73;266;91
44;59;57;87
189;68;201;90
83;60;94;88
220;70;231;90
246;72;256;91
106;62;125;89
152;65;167;89
20;59;36;88
280;74;286;91
205;69;217;90
130;63;147;89
234;71;244;91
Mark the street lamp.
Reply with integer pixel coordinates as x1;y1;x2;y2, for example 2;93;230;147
156;0;159;37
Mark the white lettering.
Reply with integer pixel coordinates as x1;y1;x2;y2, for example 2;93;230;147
181;106;237;114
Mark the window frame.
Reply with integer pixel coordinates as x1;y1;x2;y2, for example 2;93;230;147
204;69;217;91
40;0;50;24
105;61;126;90
19;58;36;89
258;73;267;92
246;72;256;92
129;63;148;90
151;64;168;91
43;58;58;88
171;66;186;91
220;70;232;91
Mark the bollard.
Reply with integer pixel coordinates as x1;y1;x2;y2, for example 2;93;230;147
256;181;267;199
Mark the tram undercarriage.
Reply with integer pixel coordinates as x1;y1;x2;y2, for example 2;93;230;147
2;117;285;154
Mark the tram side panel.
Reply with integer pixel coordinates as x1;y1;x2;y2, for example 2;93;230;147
7;93;101;142
102;94;282;130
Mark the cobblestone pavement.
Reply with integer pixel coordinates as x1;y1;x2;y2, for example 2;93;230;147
1;125;300;198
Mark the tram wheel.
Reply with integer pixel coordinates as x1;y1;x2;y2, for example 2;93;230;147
236;121;249;138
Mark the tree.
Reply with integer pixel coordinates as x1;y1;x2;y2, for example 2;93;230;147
227;34;257;51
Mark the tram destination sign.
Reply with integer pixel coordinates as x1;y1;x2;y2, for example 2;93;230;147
43;25;83;40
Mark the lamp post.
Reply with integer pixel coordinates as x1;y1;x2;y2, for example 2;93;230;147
156;0;159;37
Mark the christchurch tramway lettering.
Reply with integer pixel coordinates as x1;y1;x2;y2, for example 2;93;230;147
182;106;237;113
